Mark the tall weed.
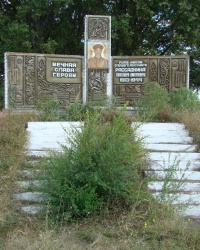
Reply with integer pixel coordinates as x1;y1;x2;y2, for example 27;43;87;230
40;107;146;221
135;82;170;122
36;95;60;121
65;95;118;121
169;87;200;111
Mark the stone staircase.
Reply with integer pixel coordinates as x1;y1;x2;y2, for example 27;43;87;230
14;122;200;217
137;123;200;217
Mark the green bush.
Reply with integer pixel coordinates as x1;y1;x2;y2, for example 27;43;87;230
135;82;170;122
169;87;200;111
36;95;60;121
40;107;146;221
65;95;118;121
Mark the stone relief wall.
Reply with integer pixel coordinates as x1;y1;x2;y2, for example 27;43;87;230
5;52;189;110
5;53;82;110
5;14;189;110
113;56;189;106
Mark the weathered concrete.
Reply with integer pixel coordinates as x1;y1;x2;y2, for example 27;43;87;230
14;121;200;218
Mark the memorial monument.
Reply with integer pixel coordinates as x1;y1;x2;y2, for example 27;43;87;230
4;15;189;111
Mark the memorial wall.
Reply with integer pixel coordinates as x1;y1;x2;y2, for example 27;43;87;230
5;53;82;110
113;56;189;106
4;15;189;110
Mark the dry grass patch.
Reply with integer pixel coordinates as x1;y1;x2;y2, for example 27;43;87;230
179;110;200;148
4;202;200;250
0;111;36;248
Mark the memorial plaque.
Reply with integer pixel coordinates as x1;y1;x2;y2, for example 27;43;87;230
5;53;83;110
113;56;189;106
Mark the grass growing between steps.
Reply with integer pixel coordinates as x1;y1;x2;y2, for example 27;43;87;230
0;111;36;248
1;110;200;249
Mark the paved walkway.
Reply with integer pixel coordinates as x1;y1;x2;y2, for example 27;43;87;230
14;122;200;217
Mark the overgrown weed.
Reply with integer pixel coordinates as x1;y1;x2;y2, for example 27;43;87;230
38;107;147;221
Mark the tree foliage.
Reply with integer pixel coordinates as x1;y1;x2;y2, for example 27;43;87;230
0;0;200;103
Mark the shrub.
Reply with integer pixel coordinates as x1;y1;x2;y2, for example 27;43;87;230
36;95;60;121
65;95;118;121
135;82;170;122
169;87;200;111
40;107;146;221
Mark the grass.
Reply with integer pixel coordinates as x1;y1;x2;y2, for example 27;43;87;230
1;88;200;249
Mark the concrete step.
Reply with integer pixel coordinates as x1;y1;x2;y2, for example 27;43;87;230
14;192;46;202
18;170;43;179
17;121;200;218
16;180;46;189
148;160;200;171
27;150;51;158
144;143;197;152
22;160;42;168
148;181;200;193
152;192;200;205
146;170;200;181
27;121;83;130
21;205;44;214
27;122;82;151
149;152;200;163
179;205;200;218
135;123;193;144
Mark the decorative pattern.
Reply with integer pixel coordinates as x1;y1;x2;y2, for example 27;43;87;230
113;85;144;106
88;69;107;101
172;59;187;88
37;59;81;107
8;56;24;107
159;58;170;91
150;62;158;81
113;57;188;106
25;56;35;105
88;17;109;40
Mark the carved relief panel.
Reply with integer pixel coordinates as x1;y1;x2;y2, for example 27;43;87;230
113;56;189;106
5;53;83;110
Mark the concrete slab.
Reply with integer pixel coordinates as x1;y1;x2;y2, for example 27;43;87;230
148;160;200;171
21;121;200;218
137;128;189;138
152;192;200;204
21;205;44;214
149;152;200;163
17;180;46;189
179;205;200;218
27;122;82;152
146;170;200;181
148;181;200;193
14;192;46;202
27;150;54;158
19;170;42;179
27;121;83;130
144;143;197;152
135;122;193;144
134;122;185;131
142;136;193;144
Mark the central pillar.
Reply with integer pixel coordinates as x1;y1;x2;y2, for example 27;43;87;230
84;15;112;103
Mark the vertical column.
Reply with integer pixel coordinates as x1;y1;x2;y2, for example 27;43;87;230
84;15;111;103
